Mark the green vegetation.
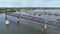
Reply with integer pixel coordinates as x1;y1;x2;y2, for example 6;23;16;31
0;8;40;13
0;9;16;13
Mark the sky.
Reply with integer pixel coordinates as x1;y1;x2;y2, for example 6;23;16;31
0;0;60;7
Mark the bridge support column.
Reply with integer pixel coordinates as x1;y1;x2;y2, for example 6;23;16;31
5;10;9;25
17;14;20;24
5;15;9;25
44;24;47;31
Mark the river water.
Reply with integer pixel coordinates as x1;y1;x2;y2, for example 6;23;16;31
0;13;60;34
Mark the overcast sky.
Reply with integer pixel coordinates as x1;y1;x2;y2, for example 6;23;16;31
0;0;60;7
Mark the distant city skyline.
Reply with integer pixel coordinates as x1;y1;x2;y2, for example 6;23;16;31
0;0;60;7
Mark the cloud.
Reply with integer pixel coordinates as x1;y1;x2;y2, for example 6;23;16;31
0;0;60;7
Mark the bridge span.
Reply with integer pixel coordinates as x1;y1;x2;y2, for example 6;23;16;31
7;12;60;27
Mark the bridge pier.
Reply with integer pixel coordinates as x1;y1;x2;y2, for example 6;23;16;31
44;24;47;31
17;14;20;24
5;15;9;25
4;10;10;25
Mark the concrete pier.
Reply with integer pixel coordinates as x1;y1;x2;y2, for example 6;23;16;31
5;10;10;25
16;14;20;24
44;24;47;31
